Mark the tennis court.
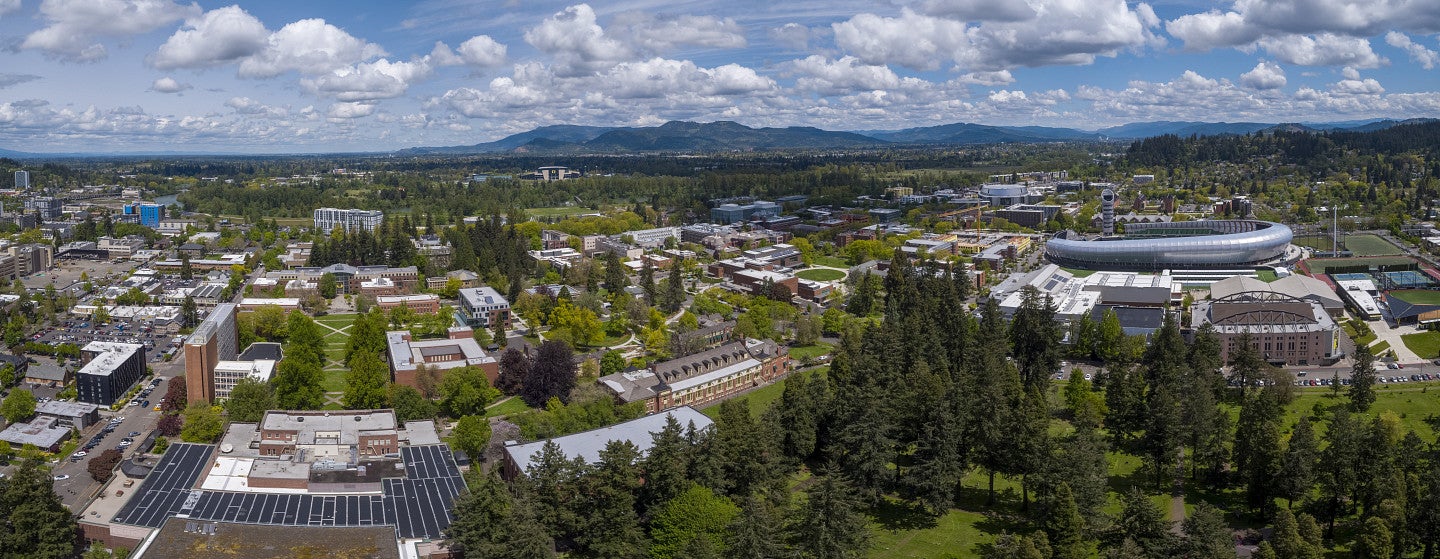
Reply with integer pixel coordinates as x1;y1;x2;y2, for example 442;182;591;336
1304;256;1416;274
1330;272;1373;282
1383;270;1434;289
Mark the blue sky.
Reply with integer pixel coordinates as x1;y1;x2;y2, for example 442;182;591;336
0;0;1437;153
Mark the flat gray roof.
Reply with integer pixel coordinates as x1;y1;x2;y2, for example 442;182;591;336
36;400;98;417
505;407;712;474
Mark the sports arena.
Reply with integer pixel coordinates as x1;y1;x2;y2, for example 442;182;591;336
1045;219;1295;271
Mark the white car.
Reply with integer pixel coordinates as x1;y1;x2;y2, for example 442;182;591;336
73;451;87;458
53;474;70;481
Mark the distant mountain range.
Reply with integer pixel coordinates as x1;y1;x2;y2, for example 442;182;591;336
400;118;1436;155
2;118;1434;158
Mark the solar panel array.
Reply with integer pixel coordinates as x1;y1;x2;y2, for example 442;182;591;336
113;443;467;540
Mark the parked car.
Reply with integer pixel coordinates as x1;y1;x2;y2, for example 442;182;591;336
53;474;70;480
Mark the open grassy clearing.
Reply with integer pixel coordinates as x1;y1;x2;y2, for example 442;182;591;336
788;343;833;361
485;396;533;418
813;255;851;268
1304;256;1415;274
797;268;846;282
1256;269;1279;282
525;206;599;218
1060;267;1097;278
1292;236;1336;251
703;367;829;419
1343;234;1404;256
1401;330;1440;359
1389;289;1440;305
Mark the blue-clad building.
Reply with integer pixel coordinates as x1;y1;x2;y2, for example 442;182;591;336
710;200;781;224
123;203;166;228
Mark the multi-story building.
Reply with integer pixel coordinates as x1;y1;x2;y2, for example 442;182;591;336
98;235;146;258
157;219;195;236
596;237;642;259
266;264;419;295
1190;277;1341;366
13;170;29;189
212;359;276;400
122;203;165;228
626;227;680;248
386;327;499;387
257;409;401;458
8;243;51;276
503;407;712;479
375;294;441;314
24;196;61;220
457;286;511;329
76;341;146;406
598;338;790;413
732;269;798;297
184;303;238;404
710;201;780;224
312;207;383;233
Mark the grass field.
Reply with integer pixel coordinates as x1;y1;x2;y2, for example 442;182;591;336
813;256;850;268
485;396;533;418
1292;236;1336;251
1256;269;1279;282
1344;234;1404;256
1060;267;1097;278
1402;330;1440;359
703;367;829;418
1303;256;1415;274
1390;289;1440;305
1370;340;1392;356
797;268;846;282
525;206;598;218
788;343;834;361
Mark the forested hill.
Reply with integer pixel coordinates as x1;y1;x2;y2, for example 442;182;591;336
1124;119;1440;168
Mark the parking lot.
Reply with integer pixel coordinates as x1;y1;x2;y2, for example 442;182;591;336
34;320;179;363
22;258;141;294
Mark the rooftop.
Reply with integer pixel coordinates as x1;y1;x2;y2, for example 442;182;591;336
35;400;98;417
78;341;143;377
506;406;712;474
142;519;401;559
385;331;493;372
259;410;398;446
0;416;68;448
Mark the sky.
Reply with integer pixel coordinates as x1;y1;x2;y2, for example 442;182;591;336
0;0;1438;153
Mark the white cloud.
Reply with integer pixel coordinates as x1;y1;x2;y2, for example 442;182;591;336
22;0;199;62
0;73;41;89
455;35;507;67
1240;61;1287;89
612;12;747;52
606;58;773;99
150;76;190;93
150;5;268;69
832;0;1162;72
523;4;630;76
0;0;21;17
303;58;433;101
237;18;386;78
327;101;376;120
768;23;815;51
900;0;1034;22
953;70;1015;86
787;55;904;93
224;96;288;118
1256;33;1386;68
1331;76;1384;95
1166;0;1440;54
1386;31;1439;70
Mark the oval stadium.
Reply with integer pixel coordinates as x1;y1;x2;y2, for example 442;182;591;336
1044;220;1294;271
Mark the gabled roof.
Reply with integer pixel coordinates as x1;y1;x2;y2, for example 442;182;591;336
1387;297;1440;321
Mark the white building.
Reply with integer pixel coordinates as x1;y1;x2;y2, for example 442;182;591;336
213;359;277;400
313;207;383;233
14;170;29;189
626;227;681;248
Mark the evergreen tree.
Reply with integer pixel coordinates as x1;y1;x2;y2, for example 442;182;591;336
639;415;693;514
1112;488;1173;558
1277;416;1318;509
710;400;782;499
604;251;627;292
983;533;1050;559
794;472;871;559
639;260;656;305
1348;345;1378;412
1270;508;1321;559
1319;407;1362;536
662;261;685;313
180;295;199;328
1181;504;1236;559
575;441;648;559
1041;483;1093;559
1009;286;1062;392
1234;390;1284;515
0;458;79;558
724;495;787;559
1353;516;1393;559
845;272;876;316
447;471;557;559
648;485;738;559
524;441;585;541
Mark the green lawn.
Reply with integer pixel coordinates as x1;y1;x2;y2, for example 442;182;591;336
321;369;347;392
797;268;846;282
1369;340;1392;356
1303;256;1415;274
1344;234;1404;256
788;343;834;361
525;206;597;218
1282;385;1440;440
1060;267;1097;278
813;256;850;268
1256;269;1279;282
315;313;359;328
703;367;828;418
485;396;533;418
1292;236;1336;251
1402;330;1440;359
1389;289;1440;305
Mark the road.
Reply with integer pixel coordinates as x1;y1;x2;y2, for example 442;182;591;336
46;356;185;511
